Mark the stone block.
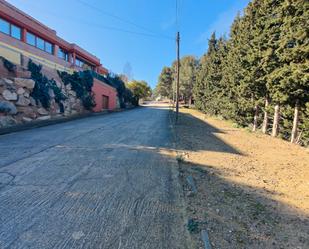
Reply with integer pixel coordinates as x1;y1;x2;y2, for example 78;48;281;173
2;90;17;101
37;107;48;115
37;115;51;121
16;95;31;106
0;101;17;114
0;116;17;127
14;78;35;89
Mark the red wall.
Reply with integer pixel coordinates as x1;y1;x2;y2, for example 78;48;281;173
92;78;117;112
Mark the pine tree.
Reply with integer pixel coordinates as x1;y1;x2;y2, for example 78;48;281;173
247;0;272;132
193;51;208;112
156;67;173;99
221;14;255;126
194;33;227;115
179;56;198;104
275;0;309;142
155;0;309;146
220;15;244;121
260;0;285;137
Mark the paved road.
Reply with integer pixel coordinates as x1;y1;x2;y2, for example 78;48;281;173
0;106;190;249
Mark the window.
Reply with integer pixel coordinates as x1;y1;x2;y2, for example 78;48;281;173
0;18;10;35
26;32;36;46
75;57;94;70
11;25;21;40
0;18;21;40
83;63;94;71
45;41;53;54
36;37;44;50
75;57;84;67
58;48;68;61
27;32;54;54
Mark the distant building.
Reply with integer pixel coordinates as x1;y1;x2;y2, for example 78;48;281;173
0;0;117;111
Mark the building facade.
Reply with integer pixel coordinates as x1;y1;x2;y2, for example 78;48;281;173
0;0;116;111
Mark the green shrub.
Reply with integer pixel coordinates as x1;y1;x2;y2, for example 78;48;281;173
58;70;95;110
187;219;199;233
28;60;66;108
49;79;67;104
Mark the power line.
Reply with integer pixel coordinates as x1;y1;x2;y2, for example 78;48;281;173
74;16;173;40
76;0;174;40
18;0;174;40
12;0;174;40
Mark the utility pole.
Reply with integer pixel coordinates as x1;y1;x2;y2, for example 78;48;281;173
175;31;180;122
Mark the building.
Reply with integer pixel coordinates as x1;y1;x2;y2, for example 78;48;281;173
0;0;117;111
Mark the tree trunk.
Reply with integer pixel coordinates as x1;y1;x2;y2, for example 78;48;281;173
252;105;259;132
291;100;300;143
262;97;269;134
272;104;280;137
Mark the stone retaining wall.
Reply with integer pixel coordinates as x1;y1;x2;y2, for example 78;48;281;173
0;62;87;128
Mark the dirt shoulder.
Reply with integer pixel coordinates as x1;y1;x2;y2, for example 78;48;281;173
174;108;309;249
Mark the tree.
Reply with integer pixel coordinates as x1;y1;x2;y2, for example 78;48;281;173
259;0;285;137
156;0;309;145
275;0;309;142
127;80;152;105
194;33;221;114
242;0;270;131
178;56;198;104
156;66;173;99
220;15;245;122
194;33;232;117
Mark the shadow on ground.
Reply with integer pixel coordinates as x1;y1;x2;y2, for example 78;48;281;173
0;106;307;249
170;110;309;249
135;106;243;155
171;111;243;155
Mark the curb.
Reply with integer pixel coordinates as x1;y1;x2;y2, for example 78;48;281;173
186;175;198;194
0;107;138;136
201;230;212;249
169;107;213;249
168;106;198;248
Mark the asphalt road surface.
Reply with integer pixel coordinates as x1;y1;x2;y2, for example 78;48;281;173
0;105;190;249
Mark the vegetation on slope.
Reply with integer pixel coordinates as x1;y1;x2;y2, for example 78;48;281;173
155;0;309;146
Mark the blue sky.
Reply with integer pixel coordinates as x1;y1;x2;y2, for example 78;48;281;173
7;0;250;88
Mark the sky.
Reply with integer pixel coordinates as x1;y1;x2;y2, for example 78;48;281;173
7;0;250;88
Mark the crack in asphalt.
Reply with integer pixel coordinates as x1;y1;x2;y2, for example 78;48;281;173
0;107;191;249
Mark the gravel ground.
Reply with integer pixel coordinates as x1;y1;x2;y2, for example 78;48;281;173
174;108;309;249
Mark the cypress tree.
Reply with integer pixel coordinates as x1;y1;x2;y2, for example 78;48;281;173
275;0;309;142
193;33;218;112
194;33;227;115
220;15;244;121
156;0;309;146
260;0;285;137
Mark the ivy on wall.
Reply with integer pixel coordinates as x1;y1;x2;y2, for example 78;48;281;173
28;60;66;108
58;70;95;110
105;74;135;108
0;56;16;72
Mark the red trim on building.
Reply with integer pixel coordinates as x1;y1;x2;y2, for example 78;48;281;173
0;0;116;111
0;0;108;72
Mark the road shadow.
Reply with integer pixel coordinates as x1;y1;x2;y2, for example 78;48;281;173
1;105;308;249
170;110;243;155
